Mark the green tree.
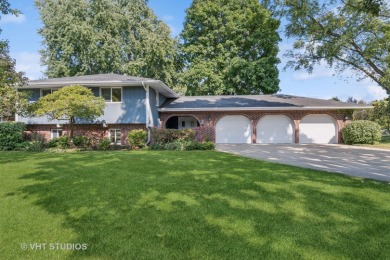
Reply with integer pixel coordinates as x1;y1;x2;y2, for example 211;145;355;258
0;1;29;120
180;0;280;95
262;0;390;93
35;0;180;89
34;85;106;140
370;98;390;131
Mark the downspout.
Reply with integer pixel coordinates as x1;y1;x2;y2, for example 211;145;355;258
142;81;152;145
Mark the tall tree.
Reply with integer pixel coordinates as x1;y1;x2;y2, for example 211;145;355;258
34;85;106;140
370;98;390;131
262;0;390;93
35;0;180;89
0;1;29;120
180;0;280;95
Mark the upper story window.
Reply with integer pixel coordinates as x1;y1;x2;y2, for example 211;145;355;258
101;87;122;102
41;89;58;97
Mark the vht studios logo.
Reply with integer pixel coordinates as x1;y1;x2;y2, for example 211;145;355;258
21;243;88;251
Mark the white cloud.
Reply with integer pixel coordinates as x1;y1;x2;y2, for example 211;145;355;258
162;15;175;21
0;14;26;25
292;62;334;81
365;84;388;101
12;52;45;80
167;24;179;37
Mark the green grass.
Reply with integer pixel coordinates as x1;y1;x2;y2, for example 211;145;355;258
0;151;389;259
374;135;390;149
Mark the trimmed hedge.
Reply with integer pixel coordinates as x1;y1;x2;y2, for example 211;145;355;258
150;128;196;144
0;122;26;150
342;120;382;144
127;129;147;148
73;136;90;147
149;140;215;151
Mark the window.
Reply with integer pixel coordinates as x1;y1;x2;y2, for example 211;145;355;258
41;89;58;97
0;117;4;122
101;87;122;102
51;129;63;139
109;129;121;145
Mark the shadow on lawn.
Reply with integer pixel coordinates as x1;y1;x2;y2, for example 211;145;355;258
14;151;390;259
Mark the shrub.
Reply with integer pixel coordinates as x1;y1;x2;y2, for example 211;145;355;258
127;129;147;148
149;140;215;151
342;120;382;144
0;122;26;150
98;138;111;150
150;128;196;144
48;136;70;149
25;141;46;152
73;136;90;147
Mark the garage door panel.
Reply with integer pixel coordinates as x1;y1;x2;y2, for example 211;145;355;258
256;115;294;143
299;115;337;144
216;116;252;144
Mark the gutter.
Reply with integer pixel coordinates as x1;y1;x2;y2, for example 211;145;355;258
142;81;152;145
158;106;374;112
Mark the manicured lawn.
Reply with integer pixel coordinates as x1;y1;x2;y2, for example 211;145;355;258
373;135;390;149
0;151;389;259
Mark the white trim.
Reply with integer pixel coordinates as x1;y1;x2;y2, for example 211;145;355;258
159;106;373;112
108;128;122;145
99;87;123;103
40;88;58;97
23;79;179;98
142;83;154;127
51;129;63;140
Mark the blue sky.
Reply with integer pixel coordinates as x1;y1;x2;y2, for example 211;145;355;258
1;0;387;102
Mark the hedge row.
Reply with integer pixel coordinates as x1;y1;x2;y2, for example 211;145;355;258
342;120;382;144
0;122;26;150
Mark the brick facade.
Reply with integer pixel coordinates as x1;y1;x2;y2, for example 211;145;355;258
159;110;349;143
26;123;146;145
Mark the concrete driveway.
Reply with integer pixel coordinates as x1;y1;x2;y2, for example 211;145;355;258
216;144;390;182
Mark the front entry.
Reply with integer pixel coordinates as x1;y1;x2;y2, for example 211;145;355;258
178;116;198;130
165;116;200;129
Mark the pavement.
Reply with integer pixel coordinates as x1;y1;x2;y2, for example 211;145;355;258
216;144;390;182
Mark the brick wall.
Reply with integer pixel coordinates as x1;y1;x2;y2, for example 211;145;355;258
159;110;349;143
26;123;146;145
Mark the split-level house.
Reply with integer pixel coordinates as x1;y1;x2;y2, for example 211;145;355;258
17;73;370;144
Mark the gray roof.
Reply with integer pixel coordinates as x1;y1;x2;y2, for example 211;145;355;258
25;73;179;98
29;73;152;84
159;95;372;111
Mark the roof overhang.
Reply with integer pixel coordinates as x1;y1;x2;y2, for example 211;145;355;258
159;106;373;112
23;79;179;98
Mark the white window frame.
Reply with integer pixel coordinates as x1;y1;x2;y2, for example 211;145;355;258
109;129;122;145
40;88;58;97
51;129;63;140
0;116;4;122
100;87;122;103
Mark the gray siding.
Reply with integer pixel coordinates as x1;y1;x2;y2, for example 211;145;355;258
18;86;147;124
19;89;40;102
149;89;159;127
159;95;167;107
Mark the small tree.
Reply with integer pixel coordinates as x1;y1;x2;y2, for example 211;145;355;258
34;85;106;140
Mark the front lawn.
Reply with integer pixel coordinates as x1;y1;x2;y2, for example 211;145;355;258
373;135;390;149
0;151;389;259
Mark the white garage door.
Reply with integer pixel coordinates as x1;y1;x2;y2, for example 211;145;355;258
299;114;337;144
257;115;295;143
216;115;252;144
